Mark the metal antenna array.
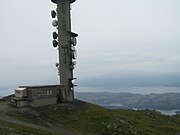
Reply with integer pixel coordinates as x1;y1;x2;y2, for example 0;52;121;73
51;0;78;102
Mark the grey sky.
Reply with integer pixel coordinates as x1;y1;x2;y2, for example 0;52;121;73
0;0;180;90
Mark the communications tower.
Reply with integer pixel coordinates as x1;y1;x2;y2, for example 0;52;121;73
51;0;78;102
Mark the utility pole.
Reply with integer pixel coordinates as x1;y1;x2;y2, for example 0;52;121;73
51;0;78;102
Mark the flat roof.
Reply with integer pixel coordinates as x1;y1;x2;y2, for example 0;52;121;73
19;84;64;89
15;88;26;91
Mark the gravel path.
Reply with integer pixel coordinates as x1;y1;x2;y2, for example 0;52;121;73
0;103;82;135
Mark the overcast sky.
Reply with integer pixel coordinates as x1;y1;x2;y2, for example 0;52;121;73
0;0;180;92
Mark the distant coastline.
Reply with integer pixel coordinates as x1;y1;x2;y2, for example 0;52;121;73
75;91;180;115
101;104;180;116
76;86;180;94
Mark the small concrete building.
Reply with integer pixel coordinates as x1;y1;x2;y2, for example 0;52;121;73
11;85;65;107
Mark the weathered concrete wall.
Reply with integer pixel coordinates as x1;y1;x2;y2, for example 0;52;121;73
15;89;27;98
16;100;29;108
32;97;57;107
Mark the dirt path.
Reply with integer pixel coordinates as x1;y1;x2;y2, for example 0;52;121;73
0;103;82;135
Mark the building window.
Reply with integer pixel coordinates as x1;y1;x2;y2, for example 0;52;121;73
50;91;52;95
38;91;41;96
44;91;46;96
41;91;44;96
47;91;50;96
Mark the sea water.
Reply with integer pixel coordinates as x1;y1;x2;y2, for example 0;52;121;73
77;86;180;94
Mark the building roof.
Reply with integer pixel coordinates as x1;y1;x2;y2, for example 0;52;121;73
15;88;26;91
19;84;63;89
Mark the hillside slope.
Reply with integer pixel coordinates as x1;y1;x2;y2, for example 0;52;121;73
0;100;180;135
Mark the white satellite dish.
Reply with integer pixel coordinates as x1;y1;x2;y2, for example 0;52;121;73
71;37;77;46
71;49;77;59
72;61;76;65
70;65;75;70
72;79;76;85
70;61;76;70
52;20;58;27
71;46;75;51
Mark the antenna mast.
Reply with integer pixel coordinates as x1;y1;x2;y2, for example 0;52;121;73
51;0;78;101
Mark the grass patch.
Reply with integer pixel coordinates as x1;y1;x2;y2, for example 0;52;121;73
0;119;53;135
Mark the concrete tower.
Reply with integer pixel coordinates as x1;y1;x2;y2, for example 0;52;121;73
51;0;78;102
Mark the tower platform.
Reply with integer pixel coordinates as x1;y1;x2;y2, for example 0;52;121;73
51;0;76;4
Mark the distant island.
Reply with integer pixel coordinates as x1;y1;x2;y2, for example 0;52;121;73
75;92;180;111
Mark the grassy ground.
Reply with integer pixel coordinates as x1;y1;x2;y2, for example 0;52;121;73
0;119;53;135
38;100;180;135
3;100;180;135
